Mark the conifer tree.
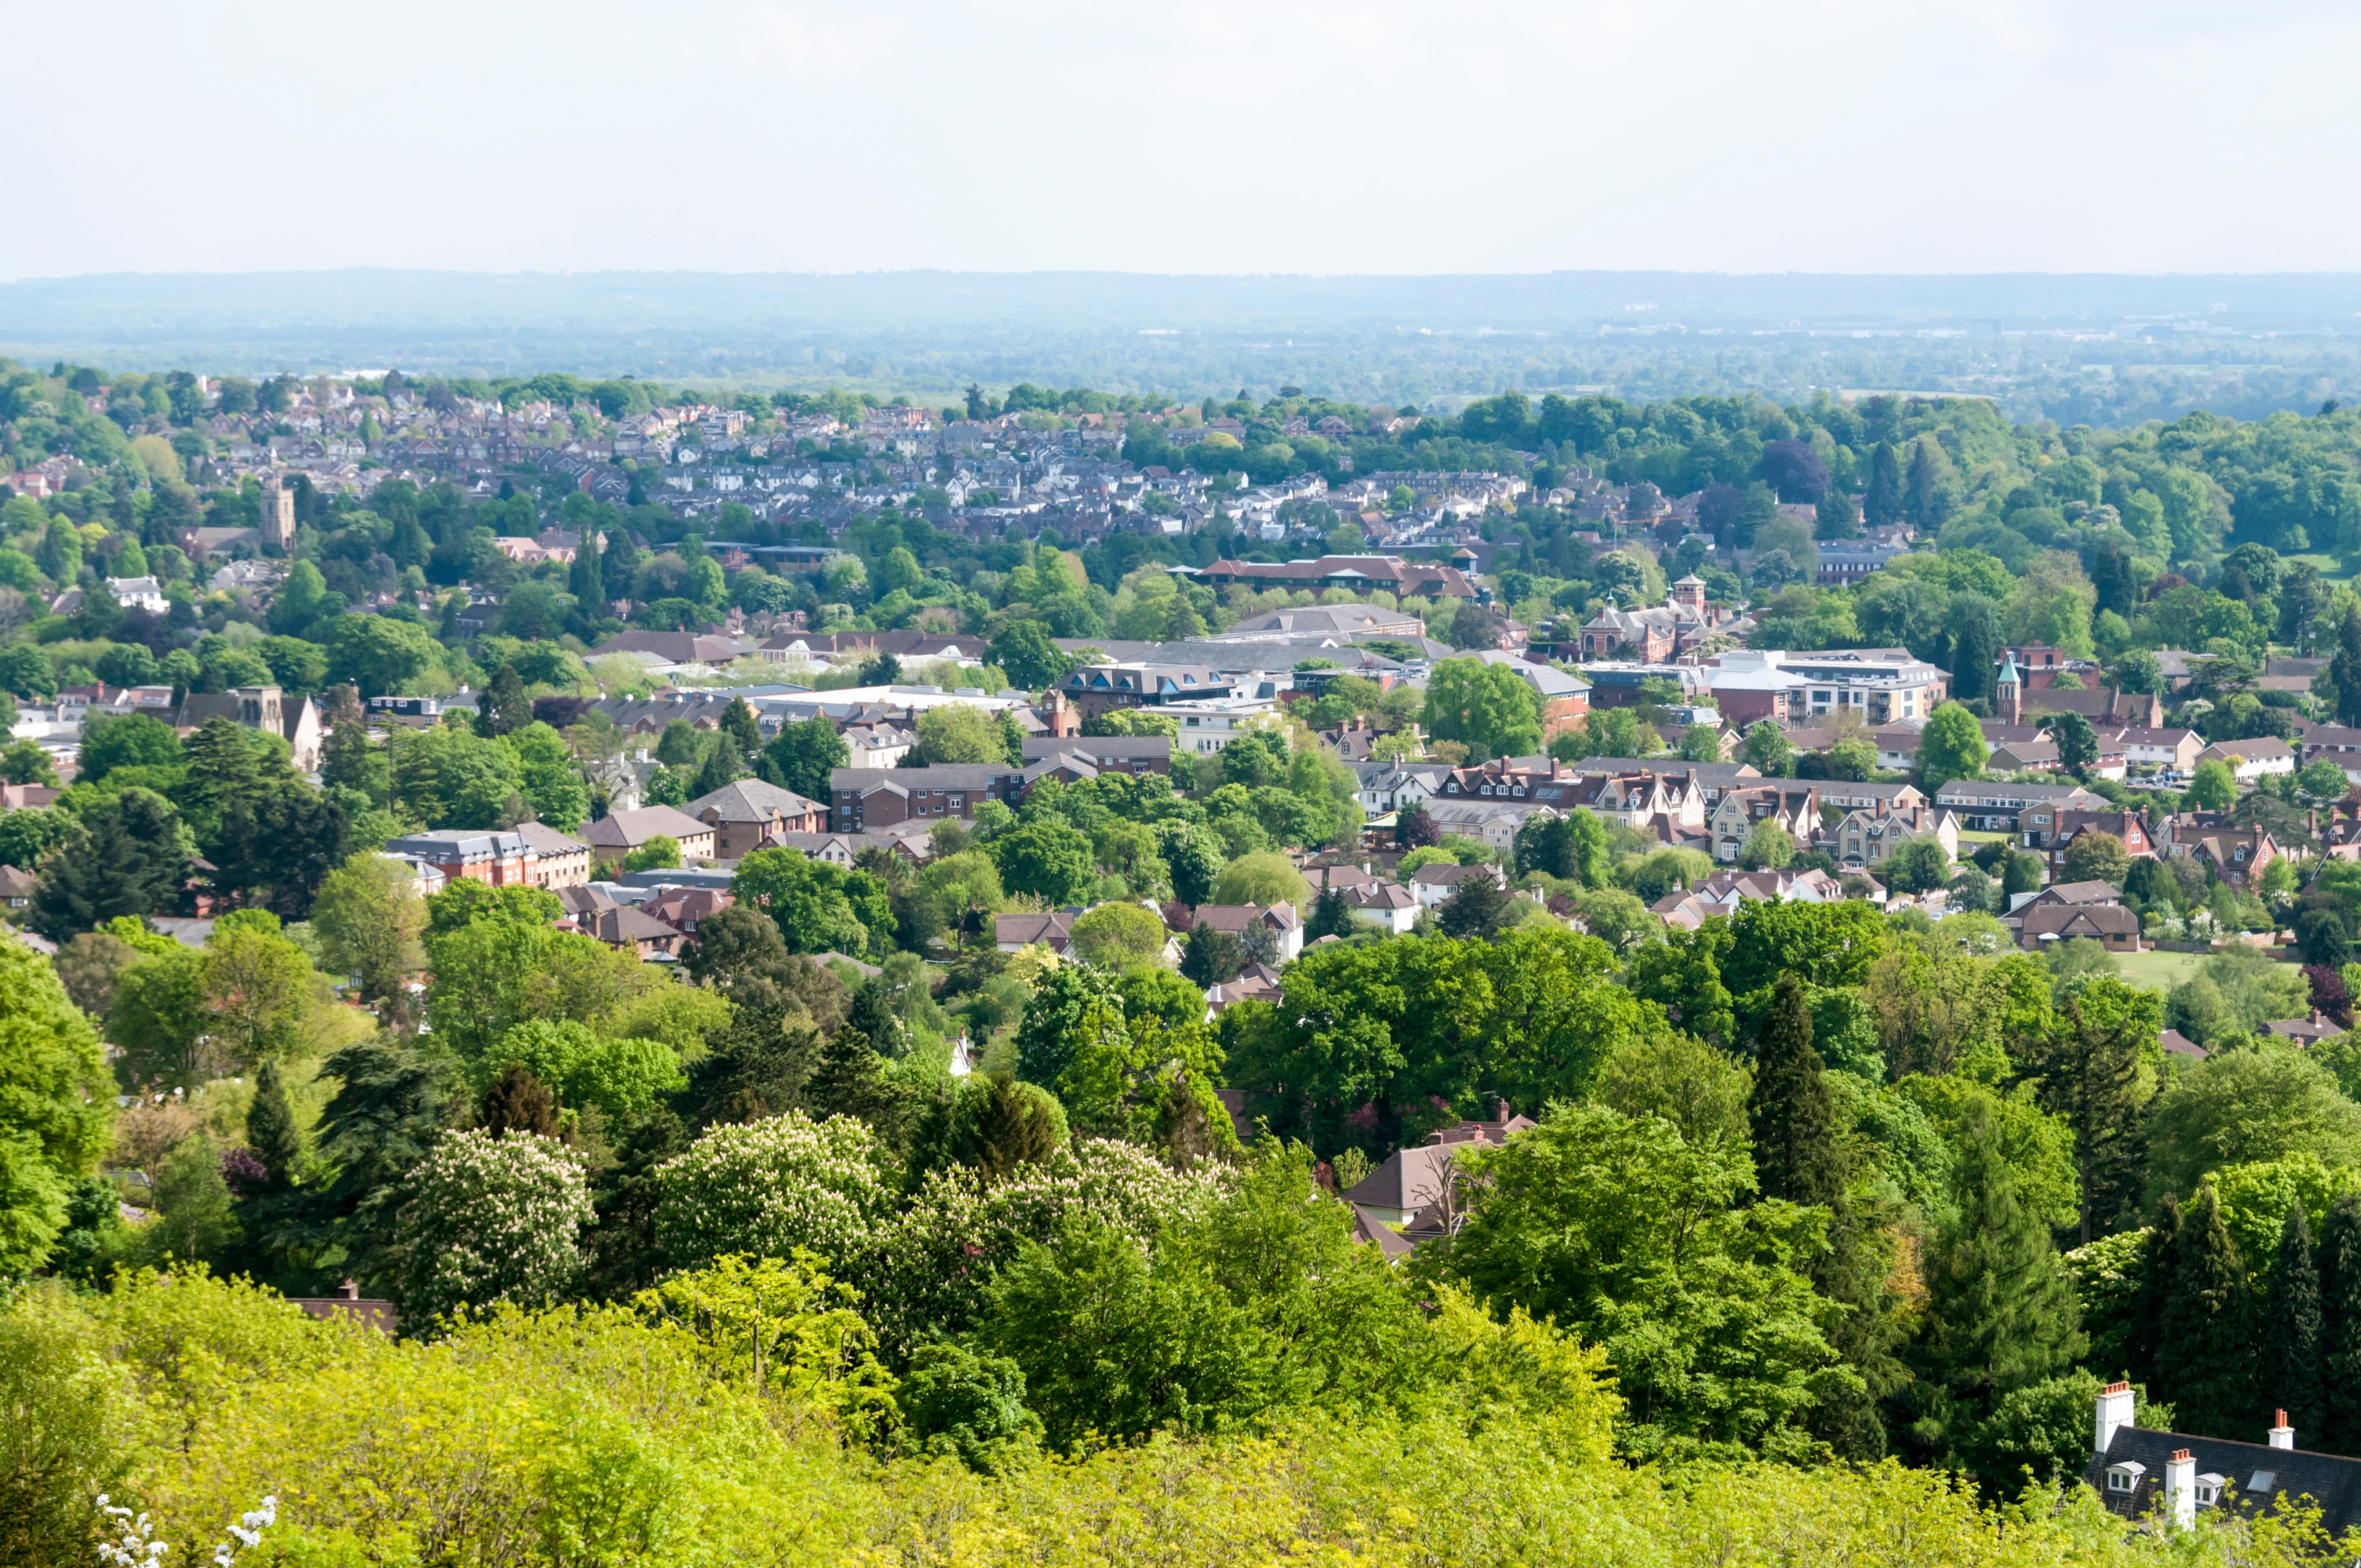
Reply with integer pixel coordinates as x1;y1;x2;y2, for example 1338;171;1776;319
692;735;741;799
479;1061;559;1139
2031;979;2153;1246
246;1058;305;1190
1864;440;1903;526
804;1024;896;1129
1916;1092;2086;1424
2319;1193;2361;1453
2335;605;2361;729
2157;1183;2258;1439
478;663;531;738
570;519;604;612
1304;883;1354;943
1749;973;1843;1208
2264;1200;2324;1441
720;696;763;769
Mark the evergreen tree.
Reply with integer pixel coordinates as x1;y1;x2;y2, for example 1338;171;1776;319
1916;1092;2087;1433
1905;438;1943;530
2264;1200;2325;1441
2030;979;2153;1246
1864;440;1903;527
1435;873;1512;940
1749;973;1844;1208
720;696;763;767
28;790;191;942
2335;605;2361;729
845;975;908;1059
477;663;532;738
1950;612;1999;708
306;1035;446;1292
957;1072;1063;1179
1304;883;1354;943
804;1024;897;1129
1179;923;1245;987
246;1058;305;1189
692;736;741;799
2157;1184;2258;1439
480;1061;559;1138
584;1108;687;1299
569;519;604;611
2320;1193;2361;1453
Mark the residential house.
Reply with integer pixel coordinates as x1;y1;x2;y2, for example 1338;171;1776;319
2085;1381;2361;1537
0;864;36;912
2162;814;2280;888
381;829;534;888
995;910;1077;954
2304;725;2361;783
1707;783;1820;864
2019;901;2144;952
1575;575;1736;662
829;764;1024;832
1407;861;1504;911
1827;805;1959;874
1342;1104;1539;1233
107;575;169;613
1416;797;1565;853
2028;808;2155;875
1162;694;1282;754
2014;880;2123;911
579;805;718;872
1204;963;1285;1016
1353;760;1446;815
2267;1010;2346;1047
841;722;915;768
2119;727;2205;775
513;820;591;889
1195;553;1479;601
1018;736;1173;776
2197;737;2296;781
1934;779;2105;835
582;903;687;959
1568;758;1764;809
684;777;826;858
1185;902;1304;963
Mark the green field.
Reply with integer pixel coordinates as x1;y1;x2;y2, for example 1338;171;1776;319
2112;946;2210;993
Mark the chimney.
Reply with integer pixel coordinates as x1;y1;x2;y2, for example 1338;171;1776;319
2164;1449;2196;1530
2270;1409;2295;1450
2095;1381;2136;1455
337;1279;361;1302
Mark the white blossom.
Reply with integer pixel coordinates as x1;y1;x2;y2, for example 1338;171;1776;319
394;1130;593;1325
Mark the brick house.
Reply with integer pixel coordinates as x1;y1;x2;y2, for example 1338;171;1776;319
2019;901;2143;952
382;829;534;887
830;764;1025;831
2032;809;2156;874
579;805;718;873
685;778;826;858
513;820;591;888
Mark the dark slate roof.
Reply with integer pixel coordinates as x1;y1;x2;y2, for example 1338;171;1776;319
2088;1425;2361;1537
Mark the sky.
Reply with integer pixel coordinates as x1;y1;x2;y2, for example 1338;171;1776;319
7;0;2358;280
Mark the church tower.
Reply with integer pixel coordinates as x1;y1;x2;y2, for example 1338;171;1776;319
261;475;296;552
1995;649;2022;725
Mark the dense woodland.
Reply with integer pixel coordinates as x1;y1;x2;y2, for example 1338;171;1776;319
17;367;2361;1562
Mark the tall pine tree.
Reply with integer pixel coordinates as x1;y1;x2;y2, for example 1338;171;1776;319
1864;440;1904;527
2334;605;2361;729
480;1061;559;1138
2156;1183;2257;1440
1749;973;1843;1208
2032;979;2154;1246
1950;612;1999;708
2319;1193;2361;1453
2264;1200;2324;1441
570;519;604;612
246;1058;305;1190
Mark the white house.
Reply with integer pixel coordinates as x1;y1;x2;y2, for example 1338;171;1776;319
2197;737;2295;781
107;575;170;613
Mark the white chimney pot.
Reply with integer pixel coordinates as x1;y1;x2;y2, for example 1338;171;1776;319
2270;1409;2295;1451
2096;1380;2136;1456
2164;1449;2196;1531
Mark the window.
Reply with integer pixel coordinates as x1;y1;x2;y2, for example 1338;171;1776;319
2106;1469;2137;1493
2195;1478;2221;1507
2249;1472;2276;1494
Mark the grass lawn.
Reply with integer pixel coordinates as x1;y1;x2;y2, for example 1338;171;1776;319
2112;946;2209;993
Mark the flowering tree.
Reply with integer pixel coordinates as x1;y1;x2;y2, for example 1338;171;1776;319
392;1130;592;1325
653;1111;895;1270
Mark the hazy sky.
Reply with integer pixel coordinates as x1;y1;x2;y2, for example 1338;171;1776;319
7;0;2356;280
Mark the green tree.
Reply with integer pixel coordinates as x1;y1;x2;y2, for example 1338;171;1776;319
1423;658;1542;762
1912;1091;2087;1473
1917;703;1987;792
762;716;849;801
477;663;532;738
1179;923;1245;987
732;846;893;957
28;790;189;941
2322;1194;2361;1453
1883;838;1951;895
913;705;1005;764
246;1057;305;1189
987;620;1075;690
1210;851;1310;910
623;835;682;874
2264;1200;2324;1440
390;1129;592;1325
1740;720;1792;776
310;851;426;1012
325;613;438;696
2187;758;2237;811
1304;882;1354;943
2146;1041;2361;1205
989;818;1098;906
1436;872;1513;940
78;711;182;785
1067;901;1169;970
1436;1099;1849;1461
2031;977;2159;1246
1750;975;1843;1208
1739;820;1794;870
2155;1184;2258;1439
0;936;113;1273
2334;603;2361;727
720;695;763;767
2060;831;2129;885
2045;711;2098;778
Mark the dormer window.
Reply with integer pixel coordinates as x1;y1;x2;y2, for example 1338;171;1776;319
2106;1464;2142;1493
2195;1475;2224;1507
